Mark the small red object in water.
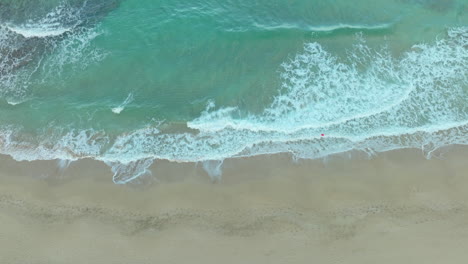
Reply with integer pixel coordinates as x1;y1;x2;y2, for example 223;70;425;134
321;134;325;136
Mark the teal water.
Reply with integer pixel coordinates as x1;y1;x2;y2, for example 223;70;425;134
0;0;467;183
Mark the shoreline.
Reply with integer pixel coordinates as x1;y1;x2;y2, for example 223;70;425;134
2;144;467;182
1;145;468;263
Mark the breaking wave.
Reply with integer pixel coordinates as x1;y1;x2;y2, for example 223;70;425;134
0;27;466;184
3;25;72;38
0;2;81;39
0;0;112;103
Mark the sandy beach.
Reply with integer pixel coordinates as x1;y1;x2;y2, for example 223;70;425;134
1;146;468;263
1;1;466;263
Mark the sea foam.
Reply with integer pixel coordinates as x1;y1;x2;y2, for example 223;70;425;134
4;25;71;38
251;22;395;32
1;2;81;39
112;93;134;114
0;1;106;102
0;27;466;184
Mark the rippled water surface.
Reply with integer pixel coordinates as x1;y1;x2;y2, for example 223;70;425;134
0;0;467;182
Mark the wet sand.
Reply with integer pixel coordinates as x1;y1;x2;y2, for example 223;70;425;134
1;146;468;263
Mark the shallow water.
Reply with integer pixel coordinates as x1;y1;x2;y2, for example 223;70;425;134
0;0;467;183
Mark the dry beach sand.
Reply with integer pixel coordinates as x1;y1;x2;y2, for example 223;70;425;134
1;146;468;263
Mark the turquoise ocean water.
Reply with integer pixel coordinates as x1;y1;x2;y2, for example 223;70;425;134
0;0;467;183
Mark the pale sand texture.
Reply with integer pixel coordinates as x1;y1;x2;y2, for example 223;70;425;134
0;146;468;263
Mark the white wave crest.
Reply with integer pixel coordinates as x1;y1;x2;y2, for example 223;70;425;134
0;27;466;183
251;22;394;32
4;25;71;38
112;93;134;114
0;1;106;103
1;2;81;39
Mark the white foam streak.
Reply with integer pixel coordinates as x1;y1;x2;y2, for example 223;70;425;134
0;1;106;103
202;160;224;181
57;159;73;170
1;2;81;39
112;93;134;114
0;27;466;183
6;100;23;106
252;22;394;32
4;25;71;38
107;159;153;184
